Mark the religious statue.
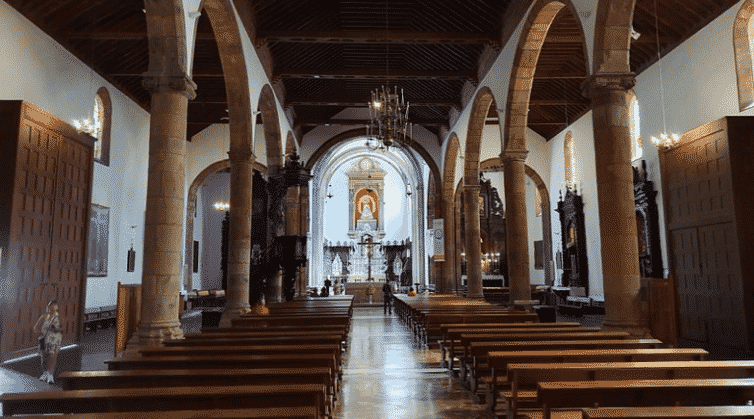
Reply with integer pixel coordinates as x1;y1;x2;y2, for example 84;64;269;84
360;201;374;220
332;254;343;277
33;300;62;384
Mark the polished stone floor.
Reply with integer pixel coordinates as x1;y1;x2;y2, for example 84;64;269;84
333;307;495;419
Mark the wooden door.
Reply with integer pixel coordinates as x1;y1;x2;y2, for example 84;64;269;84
3;119;60;357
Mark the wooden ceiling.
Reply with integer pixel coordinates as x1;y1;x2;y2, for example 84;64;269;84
4;0;740;142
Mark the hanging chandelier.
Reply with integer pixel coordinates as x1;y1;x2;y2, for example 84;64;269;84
649;0;680;150
366;85;410;151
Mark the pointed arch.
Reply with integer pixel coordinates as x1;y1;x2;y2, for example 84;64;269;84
593;0;637;74
93;87;112;165
734;0;754;111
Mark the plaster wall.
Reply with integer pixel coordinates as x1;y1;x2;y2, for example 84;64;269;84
199;171;230;290
192;189;204;290
547;112;603;299
0;2;152;309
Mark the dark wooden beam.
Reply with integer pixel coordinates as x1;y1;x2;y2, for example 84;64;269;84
297;118;445;127
276;68;475;81
257;30;494;45
286;97;459;107
59;30;215;40
108;68;223;77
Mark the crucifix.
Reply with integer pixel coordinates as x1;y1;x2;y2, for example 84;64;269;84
358;234;380;282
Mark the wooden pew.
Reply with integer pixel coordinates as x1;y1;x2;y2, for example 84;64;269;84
500;360;754;417
0;407;321;419
484;348;709;415
419;313;540;346
445;326;602;373
458;331;630;382
106;353;337;372
138;344;344;379
462;338;662;398
538;379;754;419
582;406;754;419
0;384;326;418
58;367;336;415
231;315;350;328
439;322;582;367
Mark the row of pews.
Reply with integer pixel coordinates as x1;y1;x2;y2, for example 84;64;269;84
394;293;754;419
0;295;354;419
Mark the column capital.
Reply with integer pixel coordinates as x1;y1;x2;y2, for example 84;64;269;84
581;72;636;98
227;148;255;163
501;149;528;162
142;72;197;99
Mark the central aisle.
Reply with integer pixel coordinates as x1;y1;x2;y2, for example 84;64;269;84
334;307;494;419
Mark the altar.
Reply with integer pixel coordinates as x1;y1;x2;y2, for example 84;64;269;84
344;281;388;304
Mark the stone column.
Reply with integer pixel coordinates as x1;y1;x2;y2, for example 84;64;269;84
138;73;196;346
441;195;455;294
297;185;310;298
219;149;254;327
584;73;646;335
454;191;463;295
464;184;483;299
503;151;532;303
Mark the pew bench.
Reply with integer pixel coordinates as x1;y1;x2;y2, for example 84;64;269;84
539;379;754;419
419;313;540;347
0;406;321;419
438;322;582;368
486;348;709;414
1;384;327;419
58;367;336;415
499;360;754;418
582;406;754;419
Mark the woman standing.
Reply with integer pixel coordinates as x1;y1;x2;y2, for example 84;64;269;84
33;300;62;384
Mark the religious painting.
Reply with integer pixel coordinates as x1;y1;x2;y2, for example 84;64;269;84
87;204;109;276
354;188;380;223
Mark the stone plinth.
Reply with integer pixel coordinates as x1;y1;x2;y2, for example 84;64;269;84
344;282;387;304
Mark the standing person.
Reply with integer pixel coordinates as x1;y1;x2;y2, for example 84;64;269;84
382;281;393;315
33;300;62;384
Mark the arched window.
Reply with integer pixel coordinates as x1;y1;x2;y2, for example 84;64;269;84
93;87;112;165
734;0;754;111
628;91;643;161
564;131;574;188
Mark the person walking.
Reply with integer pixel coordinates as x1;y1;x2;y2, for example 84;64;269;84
33;300;62;384
383;282;393;315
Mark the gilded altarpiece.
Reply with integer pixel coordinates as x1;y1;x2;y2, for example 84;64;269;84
347;157;386;239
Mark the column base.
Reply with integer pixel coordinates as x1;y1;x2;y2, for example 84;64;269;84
219;306;250;328
600;319;653;338
137;321;184;346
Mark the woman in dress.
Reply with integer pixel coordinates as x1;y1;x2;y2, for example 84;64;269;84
33;300;62;384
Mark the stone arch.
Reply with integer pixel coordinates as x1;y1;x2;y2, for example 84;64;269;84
443;134;461;205
183;159;267;290
734;0;754;111
464;87;496;186
593;0;637;74
201;0;253;155
94;87;112;165
285;131;297;156
479;158;554;285
504;0;586;152
258;84;284;170
305;128;441;197
438;133;460;293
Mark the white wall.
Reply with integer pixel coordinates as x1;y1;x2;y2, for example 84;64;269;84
0;2;152;309
199;171;230;290
191;189;204;290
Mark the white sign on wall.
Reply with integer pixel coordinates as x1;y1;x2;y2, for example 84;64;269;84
433;219;444;262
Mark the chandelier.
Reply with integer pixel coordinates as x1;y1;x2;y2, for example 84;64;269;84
649;0;680;150
366;85;410;151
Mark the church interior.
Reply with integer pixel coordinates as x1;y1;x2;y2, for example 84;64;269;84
2;0;754;417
